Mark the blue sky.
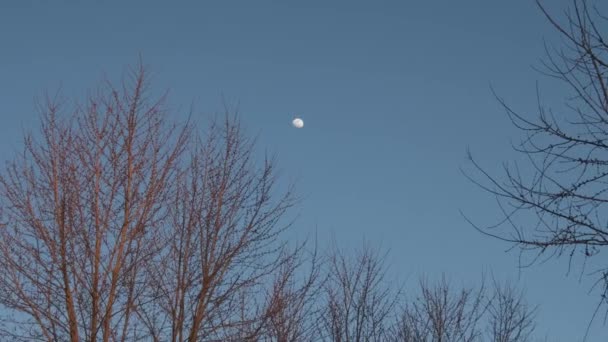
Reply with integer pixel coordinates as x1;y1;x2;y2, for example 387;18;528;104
0;0;605;340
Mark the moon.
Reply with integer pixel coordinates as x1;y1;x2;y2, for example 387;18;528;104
292;117;304;128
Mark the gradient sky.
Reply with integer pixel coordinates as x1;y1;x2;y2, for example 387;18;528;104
1;1;606;340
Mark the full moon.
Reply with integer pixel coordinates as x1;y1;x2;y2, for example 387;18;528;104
292;117;304;128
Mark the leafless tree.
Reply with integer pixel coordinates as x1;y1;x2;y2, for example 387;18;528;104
137;112;305;341
0;65;190;341
389;277;536;342
487;281;537;342
465;0;608;326
317;243;400;342
390;276;487;342
309;241;539;342
260;244;324;342
0;65;315;342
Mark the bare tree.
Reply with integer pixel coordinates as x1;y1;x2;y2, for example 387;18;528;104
0;65;314;342
487;281;537;342
390;276;487;342
389;278;536;342
0;65;190;341
310;241;539;342
317;243;400;342
137;113;304;341
260;244;324;342
465;0;608;325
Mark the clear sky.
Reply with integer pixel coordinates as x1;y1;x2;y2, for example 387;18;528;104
1;1;605;340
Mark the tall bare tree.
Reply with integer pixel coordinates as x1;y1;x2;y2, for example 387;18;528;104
465;0;608;325
0;65;190;341
0;65;313;342
137;114;303;341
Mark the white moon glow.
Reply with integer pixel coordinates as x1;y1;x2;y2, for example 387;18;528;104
292;118;304;128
